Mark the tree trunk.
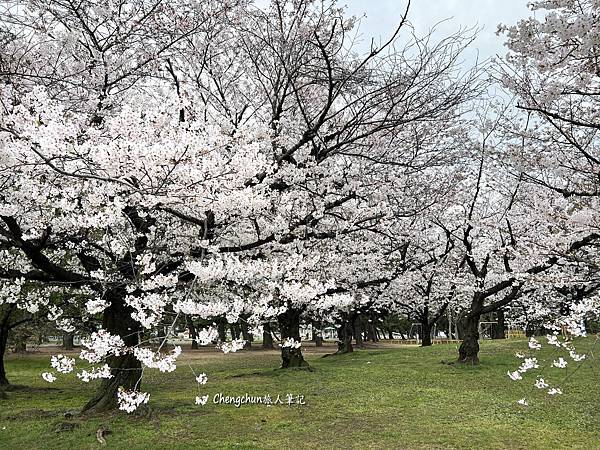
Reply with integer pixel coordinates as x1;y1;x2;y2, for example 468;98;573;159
82;293;142;414
366;321;376;342
262;322;274;349
240;319;252;349
457;318;465;339
492;308;506;339
369;313;380;342
313;320;323;347
217;321;227;342
63;333;74;350
457;313;480;364
186;316;198;350
354;315;364;348
0;324;9;386
420;306;433;347
277;309;309;369
230;323;241;340
421;320;433;347
335;316;354;354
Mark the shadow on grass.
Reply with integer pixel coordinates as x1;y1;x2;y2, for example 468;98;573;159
1;383;62;401
2;384;61;393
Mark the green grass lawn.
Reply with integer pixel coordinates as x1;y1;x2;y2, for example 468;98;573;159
1;338;599;449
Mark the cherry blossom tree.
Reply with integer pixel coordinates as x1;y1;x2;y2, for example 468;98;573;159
498;0;600;274
0;303;34;386
412;108;567;363
166;0;481;368
493;0;600;400
0;0;482;413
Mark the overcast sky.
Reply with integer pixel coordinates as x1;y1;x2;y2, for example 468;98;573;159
344;1;533;63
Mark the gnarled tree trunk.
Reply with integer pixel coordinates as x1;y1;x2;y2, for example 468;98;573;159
420;320;432;347
457;313;480;364
277;308;309;369
82;293;142;414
